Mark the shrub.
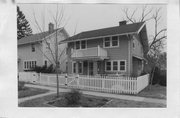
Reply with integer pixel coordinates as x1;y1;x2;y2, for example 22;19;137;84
32;64;55;73
18;81;25;90
64;89;82;105
151;67;166;86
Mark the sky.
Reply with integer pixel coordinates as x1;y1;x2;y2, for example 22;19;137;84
18;4;166;39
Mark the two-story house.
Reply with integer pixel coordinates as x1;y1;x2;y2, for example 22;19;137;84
18;23;69;73
61;21;148;76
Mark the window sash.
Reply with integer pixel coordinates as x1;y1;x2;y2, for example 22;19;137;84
31;44;35;52
78;62;83;73
81;41;86;49
112;36;118;46
75;41;80;49
73;63;76;73
120;61;125;71
113;61;118;70
106;62;111;71
104;37;110;47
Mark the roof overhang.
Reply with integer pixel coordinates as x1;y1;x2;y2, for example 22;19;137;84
60;22;146;44
72;56;109;61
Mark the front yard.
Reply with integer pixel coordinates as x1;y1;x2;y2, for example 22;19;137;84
137;84;166;99
19;92;165;107
18;87;49;98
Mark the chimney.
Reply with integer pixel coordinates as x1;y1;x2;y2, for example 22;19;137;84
48;22;54;33
119;20;127;26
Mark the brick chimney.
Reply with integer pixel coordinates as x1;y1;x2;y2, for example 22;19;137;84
119;20;127;26
48;22;54;33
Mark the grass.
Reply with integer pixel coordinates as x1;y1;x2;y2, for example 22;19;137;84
18;87;49;98
19;92;165;107
103;99;166;107
48;94;109;107
137;84;166;99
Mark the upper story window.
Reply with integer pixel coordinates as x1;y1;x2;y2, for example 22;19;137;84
112;36;118;46
104;37;110;47
81;40;86;49
31;44;35;52
75;40;87;50
104;36;119;48
75;41;80;49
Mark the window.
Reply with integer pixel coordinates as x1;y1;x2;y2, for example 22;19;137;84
75;40;87;50
120;61;126;71
106;61;111;71
133;39;135;49
73;62;76;73
113;61;118;71
46;42;50;49
24;61;37;70
104;36;119;48
81;40;86;49
104;37;110;47
31;44;35;52
112;36;118;46
78;62;83;73
75;41;80;49
44;60;47;67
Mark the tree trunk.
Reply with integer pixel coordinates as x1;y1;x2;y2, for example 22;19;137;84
149;66;156;90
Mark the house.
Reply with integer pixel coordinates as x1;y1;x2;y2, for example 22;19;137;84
60;21;149;76
18;23;69;73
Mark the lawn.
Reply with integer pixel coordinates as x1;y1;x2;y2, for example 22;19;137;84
18;87;49;98
19;92;165;107
137;84;166;99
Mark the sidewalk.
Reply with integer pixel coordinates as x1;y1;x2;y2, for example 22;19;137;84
19;84;166;105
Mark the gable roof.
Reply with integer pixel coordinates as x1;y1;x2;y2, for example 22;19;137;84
61;22;145;43
18;28;68;45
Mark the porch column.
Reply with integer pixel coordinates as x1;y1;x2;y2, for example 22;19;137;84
93;61;98;75
142;60;144;72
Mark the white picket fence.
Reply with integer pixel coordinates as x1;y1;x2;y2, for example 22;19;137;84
18;72;149;94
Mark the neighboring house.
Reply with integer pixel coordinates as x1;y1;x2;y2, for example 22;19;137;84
18;23;69;73
61;21;149;76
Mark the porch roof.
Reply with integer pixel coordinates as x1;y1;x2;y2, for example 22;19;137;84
71;56;109;61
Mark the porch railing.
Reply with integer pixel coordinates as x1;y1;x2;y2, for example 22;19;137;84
71;46;108;58
19;72;149;94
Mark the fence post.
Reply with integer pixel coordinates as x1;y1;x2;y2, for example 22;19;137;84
65;74;68;86
102;77;105;90
76;74;79;87
39;72;41;84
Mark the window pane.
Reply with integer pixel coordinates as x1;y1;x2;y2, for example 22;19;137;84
32;44;35;52
112;36;118;46
24;62;26;69
106;62;111;71
104;37;110;47
76;41;80;49
120;61;125;71
113;61;118;70
81;41;86;49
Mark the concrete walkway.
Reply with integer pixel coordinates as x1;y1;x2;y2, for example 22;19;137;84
19;84;166;105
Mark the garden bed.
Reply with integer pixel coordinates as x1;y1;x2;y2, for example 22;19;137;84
47;94;109;107
18;87;49;98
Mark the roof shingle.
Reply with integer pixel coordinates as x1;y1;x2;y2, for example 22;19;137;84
61;22;144;43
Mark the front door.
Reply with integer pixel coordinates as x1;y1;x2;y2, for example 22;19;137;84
88;62;93;75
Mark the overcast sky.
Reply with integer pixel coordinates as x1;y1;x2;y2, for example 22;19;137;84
18;4;166;38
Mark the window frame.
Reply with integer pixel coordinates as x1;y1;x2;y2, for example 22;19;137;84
31;44;35;52
103;36;119;48
74;40;87;50
119;60;126;72
23;60;37;70
105;60;126;72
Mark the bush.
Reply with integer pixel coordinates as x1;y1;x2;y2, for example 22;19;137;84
64;89;82;105
18;81;25;91
32;64;55;73
151;67;166;86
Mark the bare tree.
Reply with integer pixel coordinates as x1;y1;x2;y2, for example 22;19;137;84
32;4;69;97
122;5;167;89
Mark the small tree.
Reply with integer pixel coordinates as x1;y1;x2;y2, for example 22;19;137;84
17;6;32;40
